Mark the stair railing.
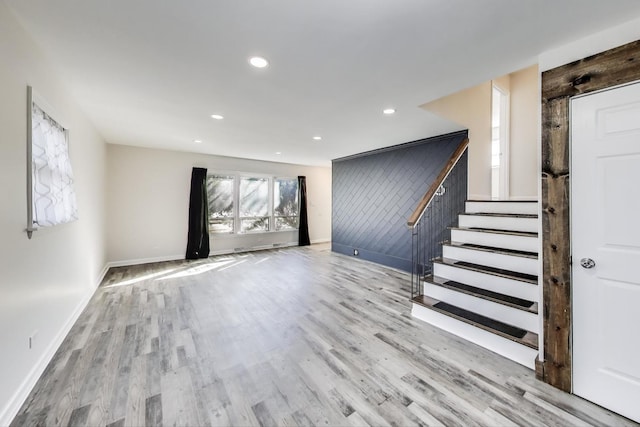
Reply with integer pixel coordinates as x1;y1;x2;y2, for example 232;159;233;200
408;138;469;300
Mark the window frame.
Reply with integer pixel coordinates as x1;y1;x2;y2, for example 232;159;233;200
206;172;300;235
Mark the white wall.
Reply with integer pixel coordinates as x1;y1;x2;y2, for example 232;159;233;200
508;65;539;200
0;4;108;424
106;144;332;264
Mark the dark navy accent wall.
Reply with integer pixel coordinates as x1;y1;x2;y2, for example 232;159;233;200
331;131;468;271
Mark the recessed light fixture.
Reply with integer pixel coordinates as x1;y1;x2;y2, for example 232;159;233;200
383;108;396;115
313;136;322;141
275;151;281;155
194;139;202;144
249;56;269;68
211;114;224;120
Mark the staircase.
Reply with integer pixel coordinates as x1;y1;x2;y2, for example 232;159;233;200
411;200;540;369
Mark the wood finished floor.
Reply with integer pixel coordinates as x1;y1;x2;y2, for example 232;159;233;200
12;244;637;427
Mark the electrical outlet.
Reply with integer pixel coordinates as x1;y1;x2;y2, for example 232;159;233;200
353;249;359;256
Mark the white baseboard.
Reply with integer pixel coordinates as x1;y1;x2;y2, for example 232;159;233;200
106;254;184;269
209;242;298;256
96;263;110;287
106;241;331;270
0;269;104;426
311;238;330;244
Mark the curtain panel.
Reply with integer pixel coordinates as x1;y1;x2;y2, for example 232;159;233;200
298;176;310;246
31;103;78;227
186;167;210;259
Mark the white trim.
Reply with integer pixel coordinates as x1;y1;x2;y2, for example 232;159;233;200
508;196;537;201
106;240;330;269
0;267;104;426
535;65;544;363
106;254;183;268
491;83;511;201
311;238;330;244
209;242;299;256
95;264;110;287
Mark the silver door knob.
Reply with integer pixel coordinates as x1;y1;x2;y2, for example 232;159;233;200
580;258;596;269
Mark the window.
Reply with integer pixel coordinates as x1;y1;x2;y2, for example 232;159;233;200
274;177;299;230
239;177;269;232
206;173;299;234
207;175;235;233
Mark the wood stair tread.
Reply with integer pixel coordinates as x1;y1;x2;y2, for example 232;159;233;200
425;275;538;313
445;241;538;259
412;295;538;349
434;257;538;284
450;227;538;238
460;212;537;219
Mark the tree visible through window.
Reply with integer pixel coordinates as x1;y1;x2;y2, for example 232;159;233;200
274;178;299;230
207;175;234;233
240;177;269;232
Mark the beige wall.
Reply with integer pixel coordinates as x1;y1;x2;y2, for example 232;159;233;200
509;65;539;199
421;65;539;200
421;82;493;199
106;145;332;264
0;4;107;424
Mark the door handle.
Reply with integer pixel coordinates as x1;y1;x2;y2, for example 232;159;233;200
580;258;596;269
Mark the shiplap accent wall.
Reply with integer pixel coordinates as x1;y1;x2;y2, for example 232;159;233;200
331;131;468;271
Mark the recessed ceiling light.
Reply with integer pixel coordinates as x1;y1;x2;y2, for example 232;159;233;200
194;139;202;144
211;114;224;120
313;136;322;141
249;56;269;68
383;108;396;115
275;151;281;155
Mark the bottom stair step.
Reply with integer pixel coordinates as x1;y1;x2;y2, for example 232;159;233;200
411;296;539;369
433;301;527;339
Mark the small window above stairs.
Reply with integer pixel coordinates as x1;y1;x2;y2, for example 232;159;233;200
411;200;540;369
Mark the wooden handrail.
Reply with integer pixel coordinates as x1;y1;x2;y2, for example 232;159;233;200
407;138;469;228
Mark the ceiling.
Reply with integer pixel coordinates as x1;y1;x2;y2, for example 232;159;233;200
6;1;640;167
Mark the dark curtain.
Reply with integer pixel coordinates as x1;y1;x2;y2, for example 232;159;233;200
298;176;310;246
186;167;210;259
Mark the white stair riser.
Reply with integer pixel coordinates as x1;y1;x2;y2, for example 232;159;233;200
458;215;538;233
465;201;538;215
443;245;538;276
412;303;537;369
423;283;538;333
451;229;538;252
433;262;538;301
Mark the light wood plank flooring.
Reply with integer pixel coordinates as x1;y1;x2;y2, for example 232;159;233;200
12;244;637;426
